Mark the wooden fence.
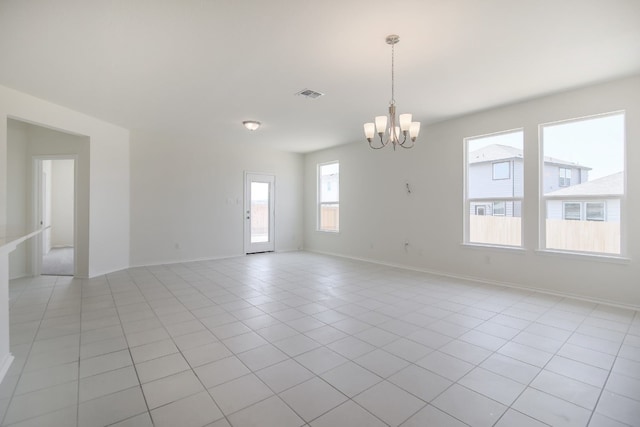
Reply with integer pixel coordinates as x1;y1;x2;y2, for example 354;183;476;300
251;203;269;242
546;219;620;254
320;205;339;232
469;215;620;254
469;215;521;246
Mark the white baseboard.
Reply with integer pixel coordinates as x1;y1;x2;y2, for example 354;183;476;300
307;249;640;312
0;353;15;384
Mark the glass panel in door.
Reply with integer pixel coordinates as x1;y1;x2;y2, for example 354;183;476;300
250;182;269;243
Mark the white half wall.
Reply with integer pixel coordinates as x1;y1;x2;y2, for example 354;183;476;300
304;75;640;308
129;130;304;266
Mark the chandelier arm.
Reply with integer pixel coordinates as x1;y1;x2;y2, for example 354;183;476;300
398;137;415;149
368;138;388;149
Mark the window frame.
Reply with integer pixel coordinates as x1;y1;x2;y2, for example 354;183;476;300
317;161;340;233
540;111;626;257
464;129;524;248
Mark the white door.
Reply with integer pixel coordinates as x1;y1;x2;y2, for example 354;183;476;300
33;157;76;276
244;173;275;254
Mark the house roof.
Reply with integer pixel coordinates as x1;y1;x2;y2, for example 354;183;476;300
469;144;589;169
469;144;523;164
546;171;623;196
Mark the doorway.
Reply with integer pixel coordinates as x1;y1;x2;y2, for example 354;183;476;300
34;157;76;276
244;173;275;254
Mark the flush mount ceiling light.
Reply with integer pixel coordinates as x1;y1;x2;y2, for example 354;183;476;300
242;120;261;131
363;34;420;150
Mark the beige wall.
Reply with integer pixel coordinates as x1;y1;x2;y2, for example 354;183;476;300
129;130;304;266
7;120;88;278
6;121;28;278
304;75;640;308
0;84;130;277
51;159;75;248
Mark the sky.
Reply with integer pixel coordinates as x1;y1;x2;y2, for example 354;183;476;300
251;182;270;202
543;113;624;180
467;112;625;181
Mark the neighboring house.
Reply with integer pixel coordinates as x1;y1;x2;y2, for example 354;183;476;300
468;144;591;216
546;171;623;222
542;155;591;194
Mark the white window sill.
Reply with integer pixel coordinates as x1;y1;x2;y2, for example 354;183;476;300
461;243;527;254
535;249;630;264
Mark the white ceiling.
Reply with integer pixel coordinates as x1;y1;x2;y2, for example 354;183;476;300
1;0;639;153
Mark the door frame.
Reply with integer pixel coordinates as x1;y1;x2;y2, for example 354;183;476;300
31;155;78;276
244;172;275;254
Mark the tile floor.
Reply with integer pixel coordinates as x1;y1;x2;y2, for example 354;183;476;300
1;252;639;427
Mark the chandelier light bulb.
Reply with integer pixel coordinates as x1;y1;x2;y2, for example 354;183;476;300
375;116;388;135
409;122;421;141
364;123;375;141
399;114;412;132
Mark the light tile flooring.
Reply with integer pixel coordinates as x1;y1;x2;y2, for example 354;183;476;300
1;252;639;427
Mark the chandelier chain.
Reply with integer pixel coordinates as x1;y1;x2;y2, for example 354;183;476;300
390;42;395;105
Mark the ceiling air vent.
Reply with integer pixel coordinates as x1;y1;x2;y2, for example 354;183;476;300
295;88;324;99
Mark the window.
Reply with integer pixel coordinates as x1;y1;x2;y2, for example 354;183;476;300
465;130;523;247
562;201;606;222
586;202;605;222
492;161;510;180
559;167;571;187
493;201;505;216
563;202;581;221
541;112;624;255
318;161;339;232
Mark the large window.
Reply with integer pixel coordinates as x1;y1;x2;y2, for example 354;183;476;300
318;161;339;232
541;112;624;255
465;130;523;247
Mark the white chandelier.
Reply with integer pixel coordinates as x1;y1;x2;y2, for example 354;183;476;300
363;35;420;150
